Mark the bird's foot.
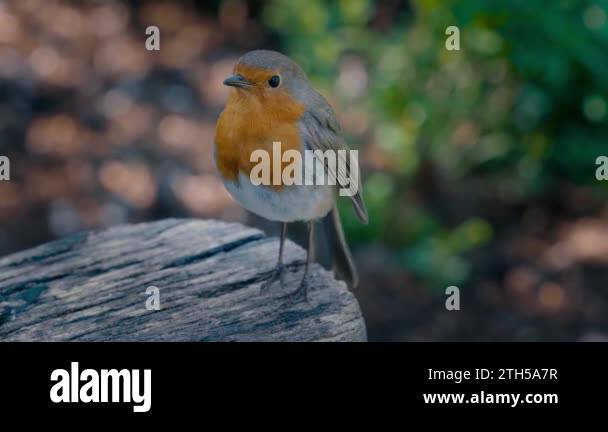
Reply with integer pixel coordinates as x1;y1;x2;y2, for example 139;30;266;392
260;264;286;293
279;274;310;306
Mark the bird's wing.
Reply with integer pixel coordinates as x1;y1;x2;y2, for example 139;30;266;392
298;95;368;224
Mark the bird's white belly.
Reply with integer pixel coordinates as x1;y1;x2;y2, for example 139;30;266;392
223;172;335;222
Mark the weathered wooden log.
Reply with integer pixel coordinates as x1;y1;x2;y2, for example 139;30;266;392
0;219;367;341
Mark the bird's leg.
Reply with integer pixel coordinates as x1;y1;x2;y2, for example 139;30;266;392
302;220;314;285
284;221;314;303
261;222;288;292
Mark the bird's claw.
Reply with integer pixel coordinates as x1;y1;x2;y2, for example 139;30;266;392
260;264;286;293
279;275;310;306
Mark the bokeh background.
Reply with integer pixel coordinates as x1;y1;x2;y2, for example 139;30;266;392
0;0;607;341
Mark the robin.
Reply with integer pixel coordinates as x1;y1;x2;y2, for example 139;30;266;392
214;50;368;300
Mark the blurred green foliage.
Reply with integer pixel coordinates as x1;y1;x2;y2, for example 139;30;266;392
263;0;608;287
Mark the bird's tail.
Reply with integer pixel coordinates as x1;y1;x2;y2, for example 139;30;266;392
322;206;358;288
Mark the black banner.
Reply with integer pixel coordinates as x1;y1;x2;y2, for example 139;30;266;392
0;343;605;420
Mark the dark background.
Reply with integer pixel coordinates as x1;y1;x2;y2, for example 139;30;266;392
0;0;607;341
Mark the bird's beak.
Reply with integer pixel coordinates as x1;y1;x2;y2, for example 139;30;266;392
223;74;253;89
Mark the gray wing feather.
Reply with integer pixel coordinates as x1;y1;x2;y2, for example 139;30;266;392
298;93;368;224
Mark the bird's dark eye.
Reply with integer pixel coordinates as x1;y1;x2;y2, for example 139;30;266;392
268;75;281;88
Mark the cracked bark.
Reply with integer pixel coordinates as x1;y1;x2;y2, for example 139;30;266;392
0;219;367;341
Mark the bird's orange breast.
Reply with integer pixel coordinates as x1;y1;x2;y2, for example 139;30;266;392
215;80;306;189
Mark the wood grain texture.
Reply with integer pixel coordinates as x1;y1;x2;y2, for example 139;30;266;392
0;219;367;341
